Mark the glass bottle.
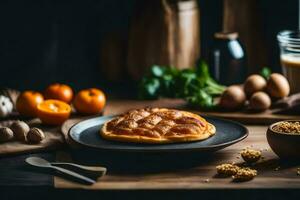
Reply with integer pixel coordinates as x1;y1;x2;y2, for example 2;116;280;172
209;32;247;85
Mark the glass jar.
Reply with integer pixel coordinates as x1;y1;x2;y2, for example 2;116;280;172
209;32;247;86
277;30;300;94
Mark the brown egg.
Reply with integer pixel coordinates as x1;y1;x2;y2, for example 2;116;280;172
219;85;246;110
266;73;290;98
244;74;267;97
249;91;271;111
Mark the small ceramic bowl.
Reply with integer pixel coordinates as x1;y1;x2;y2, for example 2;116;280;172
267;120;300;159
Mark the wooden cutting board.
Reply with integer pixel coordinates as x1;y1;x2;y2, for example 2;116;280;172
198;110;299;125
104;99;300;125
0;118;65;156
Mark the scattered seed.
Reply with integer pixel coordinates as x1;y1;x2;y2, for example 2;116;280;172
273;121;300;134
296;168;300;175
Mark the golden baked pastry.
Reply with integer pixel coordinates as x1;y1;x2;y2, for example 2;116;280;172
100;108;216;144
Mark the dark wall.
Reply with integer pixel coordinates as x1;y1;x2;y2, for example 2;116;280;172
0;0;296;91
0;0;134;91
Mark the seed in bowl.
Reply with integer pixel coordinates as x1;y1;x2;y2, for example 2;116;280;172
241;149;261;163
216;163;240;176
272;121;300;134
232;167;257;182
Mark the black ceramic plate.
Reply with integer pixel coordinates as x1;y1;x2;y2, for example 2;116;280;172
69;115;248;153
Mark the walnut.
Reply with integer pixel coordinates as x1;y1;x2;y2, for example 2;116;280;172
26;128;45;144
10;121;30;142
0;127;14;142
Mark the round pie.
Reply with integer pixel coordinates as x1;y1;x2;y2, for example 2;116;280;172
100;108;216;144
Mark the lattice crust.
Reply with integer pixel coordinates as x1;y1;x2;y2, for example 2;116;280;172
101;108;216;144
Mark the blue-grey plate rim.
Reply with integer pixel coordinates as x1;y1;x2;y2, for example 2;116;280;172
68;115;249;153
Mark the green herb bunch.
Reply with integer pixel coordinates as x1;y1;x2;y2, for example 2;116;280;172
138;60;226;109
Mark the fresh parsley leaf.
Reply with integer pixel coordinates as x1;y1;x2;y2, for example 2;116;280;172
151;65;165;77
138;77;160;99
138;61;226;109
196;60;210;80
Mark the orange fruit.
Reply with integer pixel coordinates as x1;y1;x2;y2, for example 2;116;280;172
16;91;44;117
37;99;71;125
74;88;106;115
44;83;73;103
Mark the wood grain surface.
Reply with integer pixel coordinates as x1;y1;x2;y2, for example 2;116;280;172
54;125;300;189
127;0;200;80
223;0;268;73
198;110;299;125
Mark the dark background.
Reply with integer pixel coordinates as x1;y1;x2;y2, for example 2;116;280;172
0;0;297;92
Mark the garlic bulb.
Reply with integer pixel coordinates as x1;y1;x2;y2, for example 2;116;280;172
0;95;13;117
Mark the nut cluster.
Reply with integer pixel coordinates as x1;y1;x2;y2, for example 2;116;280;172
216;163;240;176
232;167;257;182
216;163;257;182
241;149;262;163
0;120;45;144
272;121;300;134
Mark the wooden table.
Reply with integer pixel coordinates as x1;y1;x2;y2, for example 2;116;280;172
56;98;300;190
1;99;300;199
54;125;300;190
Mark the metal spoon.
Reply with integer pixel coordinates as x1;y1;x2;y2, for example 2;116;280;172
26;157;97;184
